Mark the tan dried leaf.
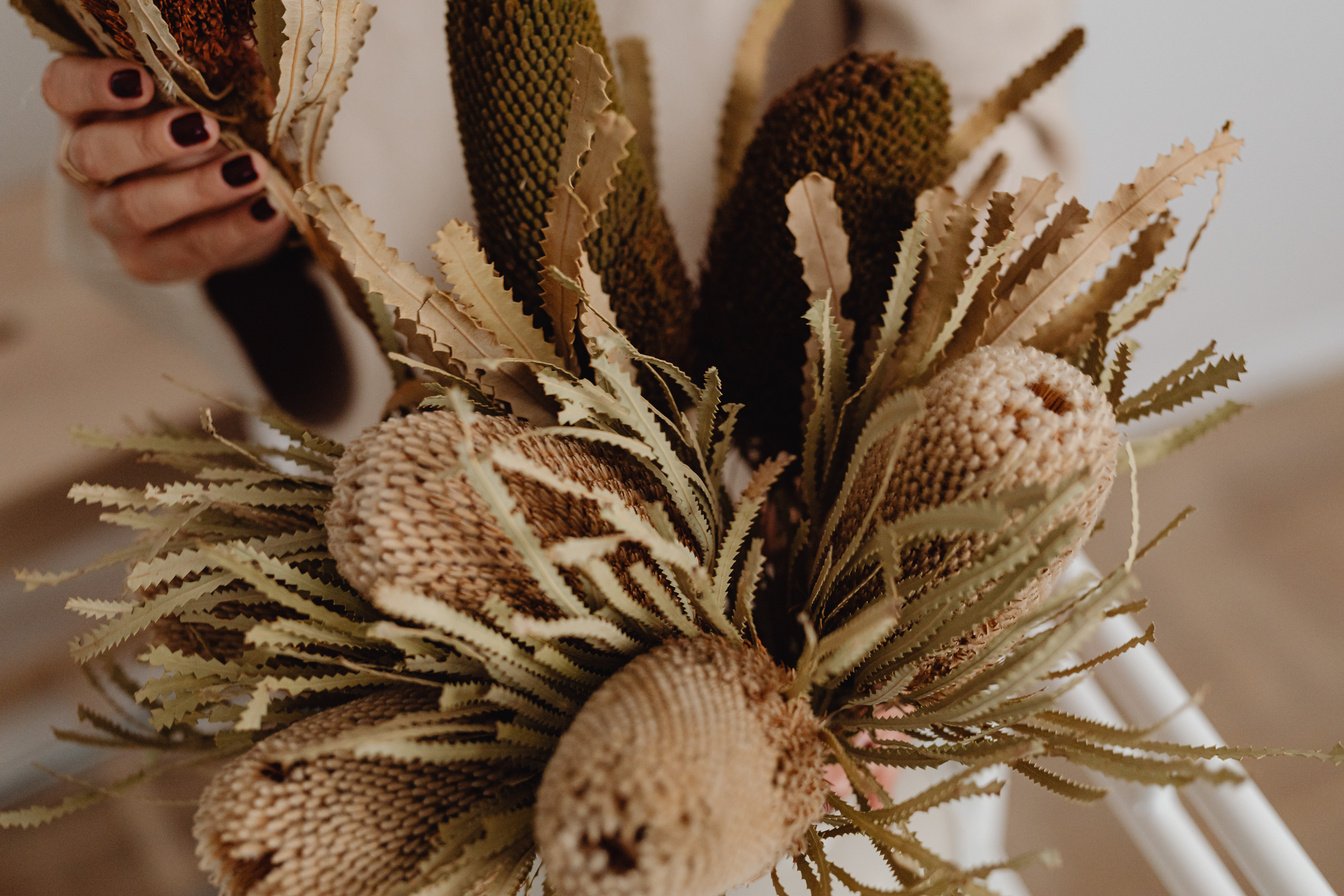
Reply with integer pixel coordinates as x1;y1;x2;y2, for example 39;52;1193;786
984;125;1243;345
947;27;1085;169
614;37;658;185
1029;212;1177;355
433;219;562;366
784;173;853;308
716;0;795;201
893;190;976;380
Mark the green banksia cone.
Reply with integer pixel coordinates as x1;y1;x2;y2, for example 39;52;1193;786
326;410;669;617
697;51;951;449
446;0;694;363
535;637;828;896
853;346;1118;685
195;687;504;896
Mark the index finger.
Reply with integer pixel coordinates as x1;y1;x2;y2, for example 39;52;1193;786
41;56;151;121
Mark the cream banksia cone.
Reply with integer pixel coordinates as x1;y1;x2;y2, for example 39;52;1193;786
445;0;694;363
872;345;1119;684
326;410;672;617
196;687;505;896
697;51;951;449
535;637;829;896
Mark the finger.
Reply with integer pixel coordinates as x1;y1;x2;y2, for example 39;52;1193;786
41;57;150;120
90;151;269;239
117;195;290;284
65;107;220;185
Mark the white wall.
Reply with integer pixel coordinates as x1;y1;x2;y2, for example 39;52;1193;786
0;15;58;193
1;3;1340;397
1070;0;1344;399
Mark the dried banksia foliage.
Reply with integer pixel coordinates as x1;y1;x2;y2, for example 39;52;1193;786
880;344;1117;684
327;409;672;618
446;0;694;363
697;51;951;448
197;687;504;896
536;637;828;896
10;16;1332;896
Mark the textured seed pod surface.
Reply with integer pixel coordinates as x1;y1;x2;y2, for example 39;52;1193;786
195;687;503;896
536;637;828;896
326;411;668;616
852;345;1119;684
697;51;951;449
446;0;693;362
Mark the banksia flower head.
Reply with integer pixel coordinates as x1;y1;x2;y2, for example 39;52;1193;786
326;409;673;617
860;345;1119;686
196;688;506;896
446;0;694;363
535;637;829;896
697;51;951;449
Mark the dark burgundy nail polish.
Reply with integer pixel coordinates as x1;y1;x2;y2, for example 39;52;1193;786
109;69;143;99
222;155;258;187
249;197;277;222
170;112;209;147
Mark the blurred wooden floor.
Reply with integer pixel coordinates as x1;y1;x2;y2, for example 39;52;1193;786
2;179;1341;894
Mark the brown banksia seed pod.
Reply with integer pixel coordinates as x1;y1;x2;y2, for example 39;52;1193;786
195;687;504;896
535;637;829;896
697;50;951;450
326;410;670;617
860;345;1119;684
446;0;694;363
83;0;260;93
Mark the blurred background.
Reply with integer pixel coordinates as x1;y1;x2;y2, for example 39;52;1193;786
1;1;1340;894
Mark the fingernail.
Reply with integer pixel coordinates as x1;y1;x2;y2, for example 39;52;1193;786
222;155;258;187
109;69;143;99
249;197;277;222
170;112;209;147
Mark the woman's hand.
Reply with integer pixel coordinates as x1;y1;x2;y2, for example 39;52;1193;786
42;56;289;284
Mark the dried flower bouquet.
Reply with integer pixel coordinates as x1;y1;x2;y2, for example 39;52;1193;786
4;1;1339;895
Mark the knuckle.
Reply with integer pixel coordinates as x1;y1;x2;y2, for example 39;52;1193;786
39;62;62;111
109;186;149;234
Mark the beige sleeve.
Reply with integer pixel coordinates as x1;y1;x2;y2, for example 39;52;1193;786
851;0;1081;190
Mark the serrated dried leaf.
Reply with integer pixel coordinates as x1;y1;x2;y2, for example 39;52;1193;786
857;213;929;403
993;198;1090;305
268;0;321;145
785;173;854;311
893;194;976;380
291;0;374;179
614;37;657;185
1130;400;1247;468
985;126;1243;344
120;0;224;99
1012;760;1108;802
1030;213;1177;355
433;220;562;366
717;0;795;201
965;151;1008;208
947;27;1085;169
1110;266;1182;335
251;0;286;93
1117;346;1245;422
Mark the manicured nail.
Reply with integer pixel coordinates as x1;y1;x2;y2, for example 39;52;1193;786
249;197;277;222
222;155;258;187
170;112;209;147
109;69;143;99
